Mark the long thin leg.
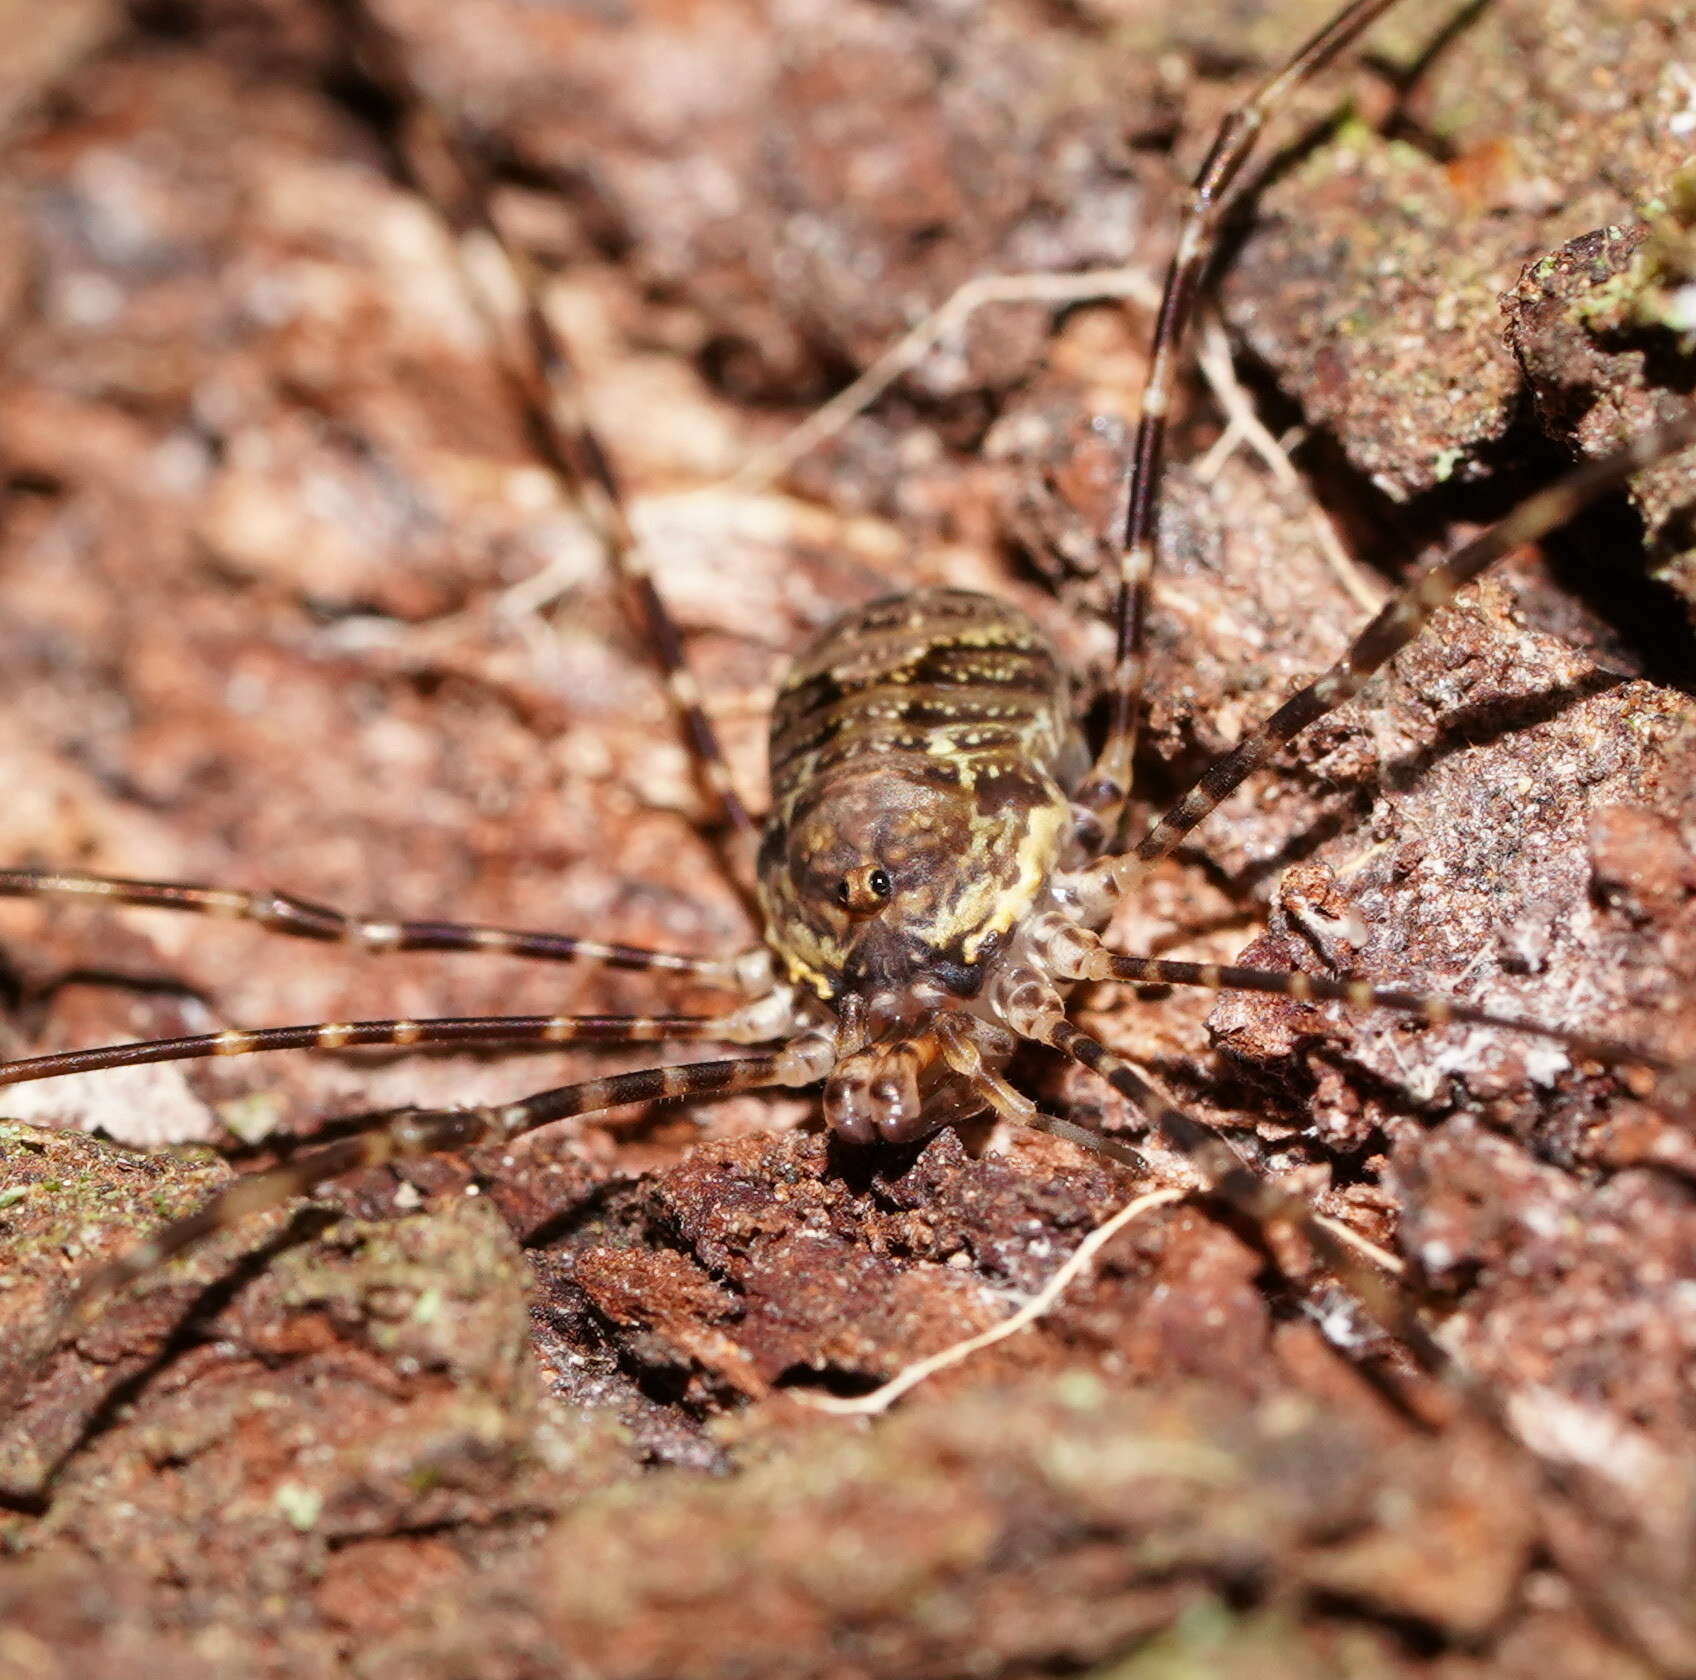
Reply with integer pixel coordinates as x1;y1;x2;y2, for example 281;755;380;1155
326;0;759;856
932;1013;1152;1175
985;957;1574;1390
0;868;758;987
1082;0;1410;827
1048;945;1671;1073
1026;1006;1693;1664
64;1039;830;1323
1116;413;1696;866
941;1010;1417;1317
1024;998;1518;1410
984;963;1468;1383
0;1012;751;1090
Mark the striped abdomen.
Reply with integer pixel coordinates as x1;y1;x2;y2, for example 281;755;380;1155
758;588;1086;1002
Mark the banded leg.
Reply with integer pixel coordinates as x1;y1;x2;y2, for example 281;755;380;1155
1017;1001;1686;1663
932;1013;1151;1176
1125;412;1696;865
327;0;758;853
1084;0;1410;826
1044;941;1671;1074
65;1038;830;1324
0;869;760;987
992;963;1526;1418
986;959;1466;1388
983;957;1518;1387
0;1012;757;1090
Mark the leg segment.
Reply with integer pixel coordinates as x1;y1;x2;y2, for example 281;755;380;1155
932;1013;1152;1174
978;964;1687;1659
1124;413;1696;865
0;1012;751;1090
983;952;1629;1414
326;0;758;851
1084;0;1411;824
0;869;758;986
1051;946;1671;1074
987;955;1464;1381
65;1036;832;1323
1027;1004;1689;1663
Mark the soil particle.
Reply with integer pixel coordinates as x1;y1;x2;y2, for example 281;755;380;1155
1503;211;1696;615
1220;0;1693;499
1208;588;1696;1147
537;1376;1534;1680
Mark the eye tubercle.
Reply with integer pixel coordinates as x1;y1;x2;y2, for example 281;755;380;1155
836;864;893;917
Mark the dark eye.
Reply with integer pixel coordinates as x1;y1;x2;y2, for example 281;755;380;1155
867;868;892;898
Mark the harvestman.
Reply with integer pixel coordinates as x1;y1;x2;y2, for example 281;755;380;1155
1;0;1691;1499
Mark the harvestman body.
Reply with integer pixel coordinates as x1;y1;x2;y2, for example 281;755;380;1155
0;0;1692;1516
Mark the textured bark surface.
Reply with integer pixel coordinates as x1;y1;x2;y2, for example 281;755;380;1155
1;2;1693;1676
